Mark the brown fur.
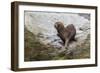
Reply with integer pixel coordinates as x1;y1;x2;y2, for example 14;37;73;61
54;22;76;48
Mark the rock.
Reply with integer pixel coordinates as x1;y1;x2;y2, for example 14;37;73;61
25;11;90;50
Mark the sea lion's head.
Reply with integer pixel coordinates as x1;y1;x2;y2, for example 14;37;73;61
54;22;64;31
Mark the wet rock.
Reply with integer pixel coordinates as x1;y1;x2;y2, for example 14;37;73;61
25;11;90;53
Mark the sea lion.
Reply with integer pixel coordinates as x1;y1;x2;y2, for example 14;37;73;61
54;22;76;48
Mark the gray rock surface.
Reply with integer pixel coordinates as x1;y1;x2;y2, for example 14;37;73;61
25;11;90;53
